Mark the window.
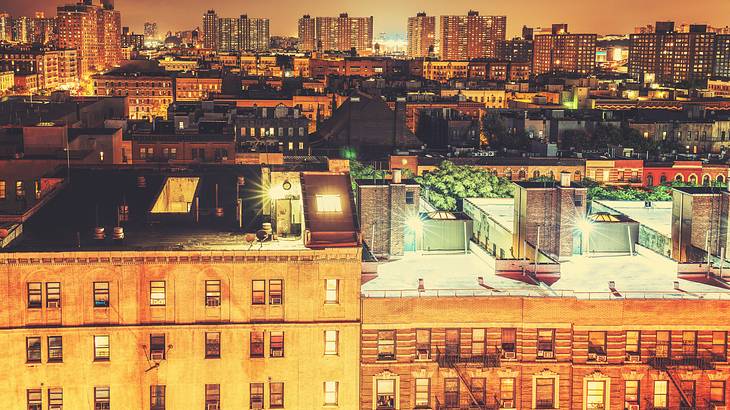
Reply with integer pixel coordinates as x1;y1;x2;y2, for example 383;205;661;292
625;380;639;407
324;330;338;355
94;335;110;361
500;378;515;406
27;389;42;410
205;384;220;409
150;281;166;306
270;331;284;357
205;332;220;358
415;329;430;359
626;331;640;358
0;180;5;199
414;378;430;408
537;329;555;358
682;331;697;357
376;379;396;409
471;377;486;405
535;378;555;409
324;381;338;405
150;334;165;360
205;280;221;307
94;282;110;308
48;388;62;410
472;328;485;356
502;328;517;354
653;380;668;409
150;385;165;410
26;336;41;363
444;378;459;408
269;279;283;304
48;336;63;362
46;282;61;307
252;280;265;305
711;380;726;405
325;279;339;303
445;329;460;357
713;331;727;361
270;382;284;409
250;331;264;358
94;387;110;410
682;380;697;407
656;331;670;358
377;330;396;360
405;191;414;205
315;194;342;212
249;383;263;409
27;282;42;308
585;381;605;409
588;331;607;358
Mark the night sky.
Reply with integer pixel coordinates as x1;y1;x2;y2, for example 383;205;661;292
2;0;729;37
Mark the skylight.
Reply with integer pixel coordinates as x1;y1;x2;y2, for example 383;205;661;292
150;177;200;214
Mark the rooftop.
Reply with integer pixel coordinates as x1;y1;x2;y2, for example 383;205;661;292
593;200;671;236
362;249;730;300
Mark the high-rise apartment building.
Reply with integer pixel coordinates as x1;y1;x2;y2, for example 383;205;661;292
202;9;218;50
629;22;716;85
297;15;316;51
407;12;436;58
204;11;269;52
12;16;31;43
0;46;78;89
143;22;158;41
715;35;730;78
57;0;121;77
315;13;373;53
0;12;11;42
439;11;506;60
533;24;597;76
31;12;57;46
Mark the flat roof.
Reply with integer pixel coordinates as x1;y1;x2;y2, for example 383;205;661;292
593;200;671;236
464;198;514;232
362;248;730;299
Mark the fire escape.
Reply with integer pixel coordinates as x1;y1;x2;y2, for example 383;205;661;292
647;342;717;409
434;346;502;410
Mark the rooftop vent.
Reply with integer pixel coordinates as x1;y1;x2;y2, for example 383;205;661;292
112;226;124;240
93;227;106;240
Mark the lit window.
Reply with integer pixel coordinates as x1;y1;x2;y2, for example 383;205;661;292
46;282;61;308
252;280;265;305
324;330;338;355
500;378;515;406
270;382;284;409
377;330;396;360
315;194;342;212
269;279;283;305
27;282;42;308
653;380;668;408
48;388;63;410
94;335;110;361
94;282;110;307
416;329;430;359
205;280;221;307
324;381;338;405
270;331;284;357
712;380;726;405
472;328;485;356
415;378;430;408
585;381;605;409
325;279;339;304
27;389;42;410
150;281;166;306
250;383;264;409
376;379;396;409
205;384;220;409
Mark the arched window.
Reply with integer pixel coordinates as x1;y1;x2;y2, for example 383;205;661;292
518;170;526;180
533;170;540;179
718;174;726;184
660;175;667;184
703;175;711;186
675;174;684;182
689;174;698;185
574;170;582;181
505;169;513;180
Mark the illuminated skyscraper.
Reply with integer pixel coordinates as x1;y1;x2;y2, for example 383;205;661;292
315;13;373;53
439;11;506;60
203;9;218;50
143;22;158;41
533;24;596;76
0;12;11;42
407;12;435;58
298;15;316;51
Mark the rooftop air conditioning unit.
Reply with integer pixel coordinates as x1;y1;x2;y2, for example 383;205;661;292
150;351;164;361
541;350;554;359
596;355;607;362
501;400;515;409
417;351;430;360
627;354;641;363
47;301;61;309
503;351;516;360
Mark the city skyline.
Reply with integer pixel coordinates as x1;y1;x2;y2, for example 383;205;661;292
2;0;730;37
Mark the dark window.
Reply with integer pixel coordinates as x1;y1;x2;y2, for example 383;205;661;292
269;279;283;305
471;377;486;405
537;329;555;358
502;328;517;353
205;332;220;358
94;282;110;308
270;382;284;408
445;329;460;357
27;282;42;308
680;380;696;408
535;378;555;408
26;337;41;363
150;385;165;410
713;331;727;361
405;191;415;204
656;331;670;358
48;336;63;362
250;383;264;409
205;280;221;307
150;334;166;360
46;282;61;308
252;280;265;305
444;378;459;408
415;329;430;359
205;384;220;409
626;331;640;358
270;331;284;357
588;331;607;357
250;331;264;358
682;331;697;357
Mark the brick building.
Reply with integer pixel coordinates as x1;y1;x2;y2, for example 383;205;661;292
439;11;507;60
533;24;597;76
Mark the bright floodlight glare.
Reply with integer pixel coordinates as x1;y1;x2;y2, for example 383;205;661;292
406;215;423;231
577;217;593;234
269;185;286;200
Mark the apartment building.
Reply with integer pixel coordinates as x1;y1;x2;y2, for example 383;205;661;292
360;294;730;410
407;13;436;58
315;13;374;53
0;166;361;409
0;47;78;90
439;11;507;60
92;61;174;120
533;24;597;76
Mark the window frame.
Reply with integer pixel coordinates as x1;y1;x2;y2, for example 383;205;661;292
149;280;166;306
27;388;42;410
150;385;166;410
252;280;266;305
250;331;264;358
94;386;110;409
270;382;284;409
270;331;284;358
46;282;61;308
325;279;339;304
205;280;221;307
324;330;339;356
94;335;110;361
376;378;397;410
26;336;41;363
250;382;264;409
205;332;221;359
93;281;110;308
205;384;220;408
377;330;396;361
269;279;283;305
47;336;63;363
27;282;42;309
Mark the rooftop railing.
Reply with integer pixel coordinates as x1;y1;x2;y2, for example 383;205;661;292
361;288;730;300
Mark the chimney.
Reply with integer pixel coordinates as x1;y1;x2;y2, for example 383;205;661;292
393;169;402;184
560;171;571;187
